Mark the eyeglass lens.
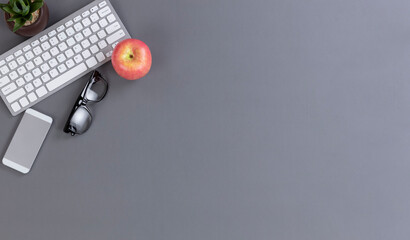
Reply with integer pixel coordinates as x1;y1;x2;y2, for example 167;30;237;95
85;74;108;102
68;106;93;135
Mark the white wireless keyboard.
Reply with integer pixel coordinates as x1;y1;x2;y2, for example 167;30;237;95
0;0;130;116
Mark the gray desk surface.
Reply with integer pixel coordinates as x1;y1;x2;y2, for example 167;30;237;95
0;0;409;239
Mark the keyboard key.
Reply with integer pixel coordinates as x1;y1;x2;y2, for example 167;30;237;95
2;82;17;95
105;50;112;58
58;42;68;51
57;32;67;41
65;59;75;68
91;23;100;32
73;15;81;22
57;25;65;32
31;40;40;47
19;97;29;107
0;76;10;87
40;63;50;72
74;32;84;41
57;54;66;63
107;14;116;23
90;6;98;13
49;68;58;77
17;66;27;75
23;45;31;51
74;22;83;31
25;51;34;60
66;37;76;46
99;18;108;28
10;102;21;112
106;30;125;44
6;55;14;61
90;13;99;22
24;83;34;92
33;79;42;87
7;88;25;103
14;50;23;57
96;52;105;62
9;71;18;80
25;61;35;70
98;6;111;18
85;57;97;68
49;58;58;67
82;17;91;27
48;30;57;37
8;60;17;69
0;60;5;66
27;92;37;102
65;20;73;27
41;73;50;82
89;34;98;43
90;45;99;54
83;28;92;37
50;47;59;56
74;54;83;63
36;86;47;97
41;41;50;51
98;40;107;49
82;10;90;17
97;30;106;39
81;39;91;48
34;57;43;65
82;49;91;59
65;49;74;58
33;68;41;77
40;35;48;42
17;56;26;64
33;46;42;55
58;64;67;73
66;27;75;36
16;78;25;87
73;44;82;53
106;22;120;34
46;63;87;91
42;52;51;61
0;65;9;74
99;1;107;7
24;73;34;82
49;37;59;46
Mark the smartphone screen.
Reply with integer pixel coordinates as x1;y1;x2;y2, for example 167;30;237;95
2;109;52;174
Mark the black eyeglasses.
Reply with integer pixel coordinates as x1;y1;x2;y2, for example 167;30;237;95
64;71;108;136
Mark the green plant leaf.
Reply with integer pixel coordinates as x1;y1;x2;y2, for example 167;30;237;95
18;0;29;15
7;15;19;21
22;0;29;5
0;5;17;15
29;0;43;14
23;13;32;22
12;0;23;14
12;18;25;32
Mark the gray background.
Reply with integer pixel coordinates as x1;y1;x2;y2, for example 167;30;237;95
0;0;409;239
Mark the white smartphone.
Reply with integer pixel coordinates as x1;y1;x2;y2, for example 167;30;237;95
2;109;52;174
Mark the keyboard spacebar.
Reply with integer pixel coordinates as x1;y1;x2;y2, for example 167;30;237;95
46;63;87;91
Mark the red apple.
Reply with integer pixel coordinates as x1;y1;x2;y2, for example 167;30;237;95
111;39;152;80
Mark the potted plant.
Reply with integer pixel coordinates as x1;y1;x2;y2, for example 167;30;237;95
0;0;49;37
